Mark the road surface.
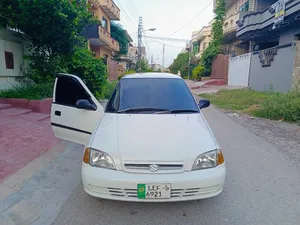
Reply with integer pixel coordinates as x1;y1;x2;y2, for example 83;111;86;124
50;99;300;225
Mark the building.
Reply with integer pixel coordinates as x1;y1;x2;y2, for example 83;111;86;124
150;63;164;72
85;0;120;61
190;20;214;59
214;0;252;56
118;32;137;71
0;28;28;90
226;0;300;92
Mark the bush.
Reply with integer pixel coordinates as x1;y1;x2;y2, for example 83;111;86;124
200;89;300;123
192;65;205;80
0;83;53;100
103;81;118;99
67;47;107;99
253;91;300;122
118;70;136;80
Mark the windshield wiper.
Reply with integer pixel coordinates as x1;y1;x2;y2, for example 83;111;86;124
117;107;169;113
156;109;199;114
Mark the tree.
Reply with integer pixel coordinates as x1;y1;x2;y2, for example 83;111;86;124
135;59;153;72
0;0;107;97
169;52;189;78
199;0;226;76
110;22;129;57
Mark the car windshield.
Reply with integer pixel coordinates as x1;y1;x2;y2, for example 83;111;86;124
106;77;199;113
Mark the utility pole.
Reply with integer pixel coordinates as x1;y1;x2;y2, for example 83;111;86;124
137;17;143;71
162;44;165;71
188;42;191;80
151;55;153;69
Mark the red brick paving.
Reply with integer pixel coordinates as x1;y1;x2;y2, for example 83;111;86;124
0;104;61;180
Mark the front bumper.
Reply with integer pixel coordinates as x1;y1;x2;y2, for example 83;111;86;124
81;163;226;202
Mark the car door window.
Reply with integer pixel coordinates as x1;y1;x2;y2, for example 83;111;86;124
55;76;90;107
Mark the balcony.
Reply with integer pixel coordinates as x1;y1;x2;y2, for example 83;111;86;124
237;0;300;41
99;0;120;20
83;25;120;52
88;0;100;8
191;26;211;42
223;13;239;37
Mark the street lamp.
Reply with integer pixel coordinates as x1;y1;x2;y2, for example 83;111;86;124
146;28;156;32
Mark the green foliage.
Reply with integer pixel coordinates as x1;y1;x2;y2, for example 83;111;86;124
199;45;220;76
192;65;205;80
199;0;225;76
0;83;53;100
67;47;107;99
118;70;136;80
169;52;189;78
0;0;107;97
0;0;97;56
200;89;300;123
253;91;300;122
111;22;129;56
103;81;118;99
135;59;152;72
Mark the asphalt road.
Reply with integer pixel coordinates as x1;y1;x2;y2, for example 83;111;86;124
51;100;300;225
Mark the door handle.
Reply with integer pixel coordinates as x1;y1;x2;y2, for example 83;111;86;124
55;111;61;116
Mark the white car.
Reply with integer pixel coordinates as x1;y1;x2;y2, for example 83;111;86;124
51;73;226;202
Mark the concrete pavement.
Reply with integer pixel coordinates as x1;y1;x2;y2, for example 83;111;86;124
50;99;300;225
1;100;300;225
0;105;61;180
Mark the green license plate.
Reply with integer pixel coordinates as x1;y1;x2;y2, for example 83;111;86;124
137;184;171;199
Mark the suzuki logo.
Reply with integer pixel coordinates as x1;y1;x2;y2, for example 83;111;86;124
149;164;159;172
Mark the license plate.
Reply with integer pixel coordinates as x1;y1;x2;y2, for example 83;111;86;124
137;184;171;199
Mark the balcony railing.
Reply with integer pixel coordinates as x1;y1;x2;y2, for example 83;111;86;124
88;0;100;8
99;26;120;52
99;0;120;20
237;0;300;40
223;13;239;36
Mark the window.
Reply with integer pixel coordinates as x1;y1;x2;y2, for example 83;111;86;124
106;78;199;113
102;17;108;31
5;51;14;69
55;76;90;106
295;33;300;41
103;54;108;65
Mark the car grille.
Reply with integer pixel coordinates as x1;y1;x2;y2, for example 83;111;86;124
123;163;184;173
88;185;220;199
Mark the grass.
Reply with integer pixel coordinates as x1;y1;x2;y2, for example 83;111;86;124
0;83;53;100
200;89;300;123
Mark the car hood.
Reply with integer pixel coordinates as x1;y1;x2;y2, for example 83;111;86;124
91;113;218;163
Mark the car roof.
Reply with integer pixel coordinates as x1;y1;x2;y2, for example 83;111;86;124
123;73;182;79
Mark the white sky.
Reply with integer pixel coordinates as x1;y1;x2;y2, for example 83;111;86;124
114;0;214;67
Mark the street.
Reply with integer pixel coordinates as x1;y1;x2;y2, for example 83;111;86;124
48;97;300;225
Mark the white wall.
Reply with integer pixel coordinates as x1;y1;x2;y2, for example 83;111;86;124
0;29;25;89
228;53;251;87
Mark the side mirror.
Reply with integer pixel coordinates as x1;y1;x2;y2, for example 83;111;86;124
76;99;97;111
198;99;210;109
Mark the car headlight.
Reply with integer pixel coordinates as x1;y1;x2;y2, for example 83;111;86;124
83;148;116;170
192;150;224;170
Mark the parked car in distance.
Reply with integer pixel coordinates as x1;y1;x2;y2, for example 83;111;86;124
51;73;226;202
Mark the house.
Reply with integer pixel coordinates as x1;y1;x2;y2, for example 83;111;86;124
85;0;120;61
0;28;28;90
214;0;252;56
190;20;214;60
227;0;300;92
150;63;164;72
118;33;136;71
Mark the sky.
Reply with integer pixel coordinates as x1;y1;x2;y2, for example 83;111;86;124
114;0;214;67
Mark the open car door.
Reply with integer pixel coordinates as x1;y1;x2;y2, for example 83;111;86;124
51;73;104;145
